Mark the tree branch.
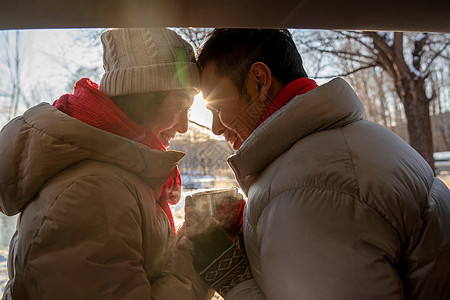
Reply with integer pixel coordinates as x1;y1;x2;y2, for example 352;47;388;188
314;63;378;79
336;31;378;54
424;40;450;70
305;45;376;66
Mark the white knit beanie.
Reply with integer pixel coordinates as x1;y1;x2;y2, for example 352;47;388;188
99;28;199;97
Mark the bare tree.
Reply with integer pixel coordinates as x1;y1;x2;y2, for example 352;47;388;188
41;29;104;93
294;30;450;171
0;29;107;127
430;62;450;150
0;30;25;119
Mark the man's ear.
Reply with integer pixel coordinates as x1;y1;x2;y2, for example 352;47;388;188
249;62;272;97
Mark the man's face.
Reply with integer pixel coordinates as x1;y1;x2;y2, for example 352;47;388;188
200;61;265;150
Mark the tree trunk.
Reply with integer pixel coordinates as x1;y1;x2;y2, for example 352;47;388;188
366;32;436;171
402;88;435;170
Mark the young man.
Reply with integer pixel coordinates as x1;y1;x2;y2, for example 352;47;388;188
193;29;450;299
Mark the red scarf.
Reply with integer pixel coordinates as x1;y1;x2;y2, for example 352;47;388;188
53;78;180;232
259;77;318;124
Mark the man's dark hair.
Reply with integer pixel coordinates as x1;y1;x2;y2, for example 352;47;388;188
198;29;308;93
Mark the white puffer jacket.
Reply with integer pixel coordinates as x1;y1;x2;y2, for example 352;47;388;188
227;78;450;300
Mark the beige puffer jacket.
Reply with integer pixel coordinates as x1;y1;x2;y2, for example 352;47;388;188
0;103;212;300
226;78;450;300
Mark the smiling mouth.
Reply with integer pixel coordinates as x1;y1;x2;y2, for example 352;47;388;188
226;135;242;150
160;133;174;146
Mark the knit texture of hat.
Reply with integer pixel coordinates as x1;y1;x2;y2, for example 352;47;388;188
99;28;199;97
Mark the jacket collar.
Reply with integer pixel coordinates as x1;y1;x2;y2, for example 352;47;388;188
227;78;365;194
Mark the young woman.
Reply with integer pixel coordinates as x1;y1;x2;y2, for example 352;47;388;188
0;28;213;299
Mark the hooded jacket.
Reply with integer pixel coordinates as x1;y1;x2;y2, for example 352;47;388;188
226;78;450;299
0;103;212;299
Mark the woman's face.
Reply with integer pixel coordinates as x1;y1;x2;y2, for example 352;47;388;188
146;89;195;148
